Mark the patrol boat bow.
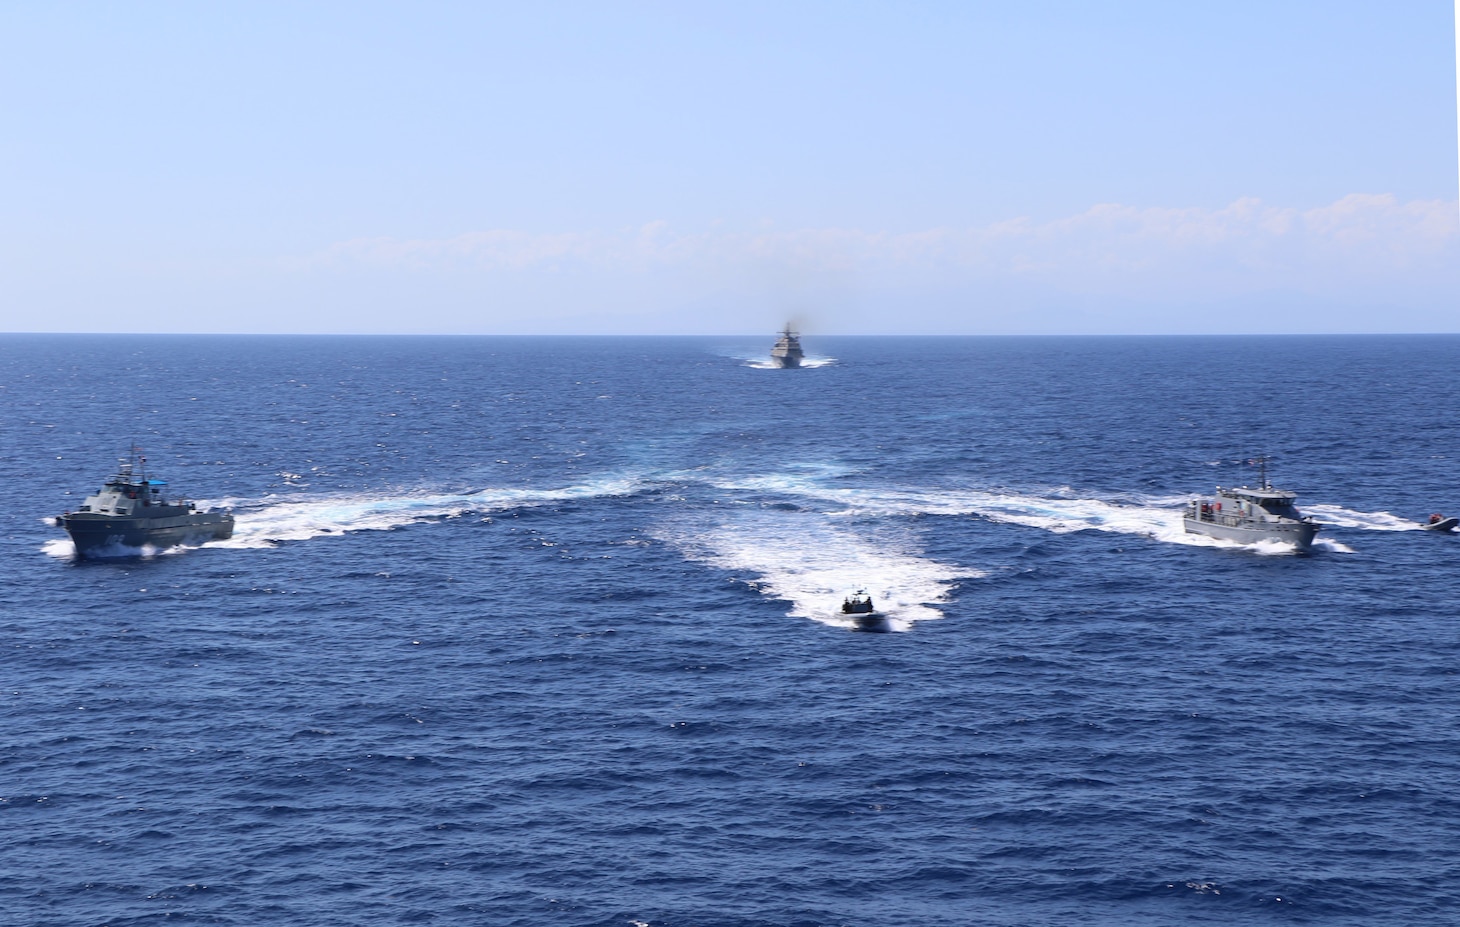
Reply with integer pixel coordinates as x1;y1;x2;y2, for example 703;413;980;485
56;450;234;558
1183;457;1320;551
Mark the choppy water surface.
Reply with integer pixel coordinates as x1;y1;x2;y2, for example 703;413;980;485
4;334;1459;926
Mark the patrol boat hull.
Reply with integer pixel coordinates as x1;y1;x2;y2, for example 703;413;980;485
61;510;234;557
1181;512;1319;549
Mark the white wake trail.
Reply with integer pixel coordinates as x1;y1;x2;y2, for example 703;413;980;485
656;508;974;631
209;478;643;549
1304;504;1427;532
740;356;837;370
713;473;1339;554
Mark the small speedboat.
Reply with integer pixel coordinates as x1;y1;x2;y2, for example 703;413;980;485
841;590;888;632
1422;513;1458;532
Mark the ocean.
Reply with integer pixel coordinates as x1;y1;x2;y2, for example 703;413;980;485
3;333;1458;926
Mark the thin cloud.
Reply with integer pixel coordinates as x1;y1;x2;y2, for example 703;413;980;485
298;194;1459;284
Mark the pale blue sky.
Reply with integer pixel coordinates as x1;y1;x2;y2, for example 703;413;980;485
2;1;1456;334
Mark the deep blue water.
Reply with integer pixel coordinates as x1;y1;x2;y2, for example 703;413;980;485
3;334;1459;927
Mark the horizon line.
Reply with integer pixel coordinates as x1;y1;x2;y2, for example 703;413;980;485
6;330;1460;339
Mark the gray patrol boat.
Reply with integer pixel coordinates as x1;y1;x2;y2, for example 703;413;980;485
1183;457;1320;551
770;324;804;368
56;450;234;558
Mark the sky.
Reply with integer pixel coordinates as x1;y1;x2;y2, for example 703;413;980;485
1;1;1457;335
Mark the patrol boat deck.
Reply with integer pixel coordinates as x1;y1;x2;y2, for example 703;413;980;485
1183;457;1319;551
57;451;234;558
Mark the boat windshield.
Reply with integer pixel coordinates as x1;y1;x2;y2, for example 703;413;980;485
1260;499;1299;517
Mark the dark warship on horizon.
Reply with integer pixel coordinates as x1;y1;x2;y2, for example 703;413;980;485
770;323;805;368
56;449;234;558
